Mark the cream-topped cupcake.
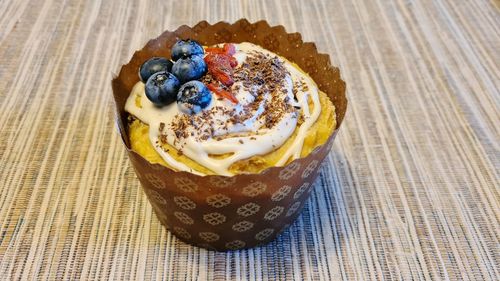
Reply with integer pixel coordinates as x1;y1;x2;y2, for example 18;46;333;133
125;42;336;176
112;20;347;251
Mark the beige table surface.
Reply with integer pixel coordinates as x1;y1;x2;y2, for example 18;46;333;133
0;0;499;280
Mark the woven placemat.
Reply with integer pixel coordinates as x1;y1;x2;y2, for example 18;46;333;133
0;0;498;280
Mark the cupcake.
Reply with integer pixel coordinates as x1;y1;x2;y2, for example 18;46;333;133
112;19;347;251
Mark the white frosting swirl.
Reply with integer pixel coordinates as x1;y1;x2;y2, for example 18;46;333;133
125;42;321;176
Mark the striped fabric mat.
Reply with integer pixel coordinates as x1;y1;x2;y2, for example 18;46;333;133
0;0;498;280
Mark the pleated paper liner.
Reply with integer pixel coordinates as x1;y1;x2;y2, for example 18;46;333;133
111;19;347;251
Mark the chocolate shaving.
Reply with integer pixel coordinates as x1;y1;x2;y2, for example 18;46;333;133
163;47;302;147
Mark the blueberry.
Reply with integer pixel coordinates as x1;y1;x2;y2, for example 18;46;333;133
145;71;180;106
171;55;207;83
139;57;173;82
177;81;212;114
171;39;204;61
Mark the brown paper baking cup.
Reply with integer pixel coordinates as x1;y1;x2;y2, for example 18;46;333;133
111;19;347;251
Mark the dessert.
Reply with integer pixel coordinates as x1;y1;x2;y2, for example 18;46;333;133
112;19;347;251
125;40;336;176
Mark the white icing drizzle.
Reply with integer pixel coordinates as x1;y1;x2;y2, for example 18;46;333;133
125;42;321;176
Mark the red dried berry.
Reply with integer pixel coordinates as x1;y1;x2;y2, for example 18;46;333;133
205;53;235;86
215;71;234;86
204;44;238;88
229;56;238;68
206;43;236;56
205;47;226;54
223;43;236;55
207;83;238;104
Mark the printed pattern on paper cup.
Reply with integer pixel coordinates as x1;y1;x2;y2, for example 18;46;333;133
225;240;246;250
214;28;232;42
173;227;191;239
232;221;254;232
278;162;301;180
255;228;275;241
209;176;236;188
199;232;220;242
239;19;257;35
203;212;226;225
145;173;166;189
293;182;310;200
174;211;194;225
146;189;167;205
260;167;272;175
301;160;318;179
237;203;261;217
173;196;196;210
206;194;231;208
286;201;301;217
271;185;292;202
174;177;198;192
263;34;280;51
286;32;302;46
264;206;284;221
242;182;267;197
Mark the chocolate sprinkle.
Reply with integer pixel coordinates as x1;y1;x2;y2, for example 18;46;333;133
159;48;301;147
